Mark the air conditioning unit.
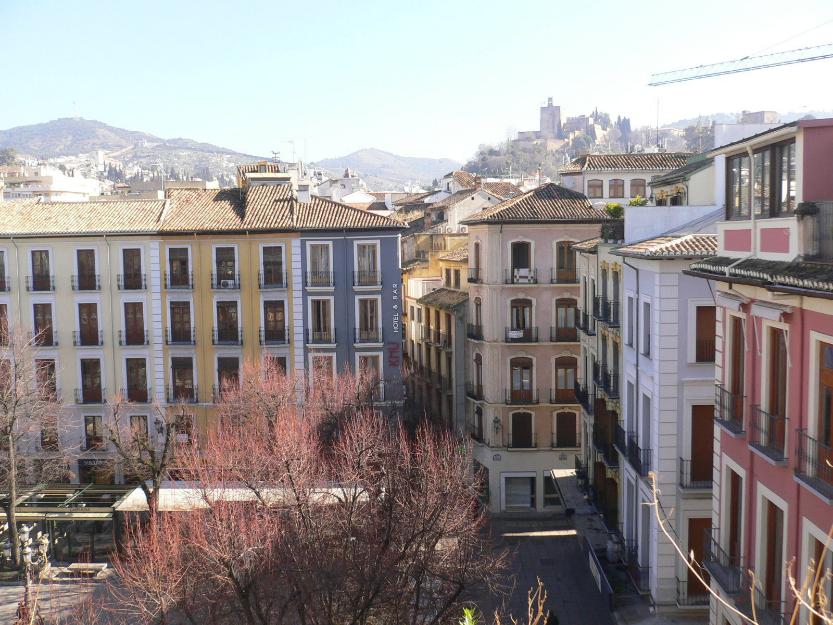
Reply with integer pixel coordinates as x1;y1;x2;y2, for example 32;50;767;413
220;279;235;288
514;268;533;283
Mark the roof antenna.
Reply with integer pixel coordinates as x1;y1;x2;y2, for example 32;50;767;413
271;151;280;164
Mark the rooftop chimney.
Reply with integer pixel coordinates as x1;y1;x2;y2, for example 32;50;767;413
297;182;311;204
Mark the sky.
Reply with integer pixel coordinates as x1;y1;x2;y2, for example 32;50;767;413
2;0;833;163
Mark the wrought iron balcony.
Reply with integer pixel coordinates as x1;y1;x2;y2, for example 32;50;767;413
575;382;594;414
592;424;618;467
614;424;628;456
123;387;151;404
550;387;577;404
627;433;651;477
33;330;58;347
82;436;105;452
467;268;481;283
166;326;196;345
260;327;290;345
306;328;335;344
703;527;742;594
117;273;146;290
607;300;620;327
118;330;149;346
466;323;483;340
210;272;240;290
353;271;381;287
75;387;105;404
750;406;788;462
504;388;539;405
550;326;578;342
550;268;578;284
165;271;194;290
508;432;537;449
578;311;596;336
795;429;833;500
504;267;537;284
715;384;745;434
71;273;100;291
504;326;538;343
305;271;333;288
623;541;651;594
676;577;710;607
593;296;607;322
258;270;286;289
73;330;103;347
213;327;242;346
26;275;55;292
735;571;785;625
167;385;198;404
465;382;483;400
602;367;620;399
679;458;712;489
354;328;382;344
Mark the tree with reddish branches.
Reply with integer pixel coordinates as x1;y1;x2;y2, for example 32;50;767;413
106;363;504;625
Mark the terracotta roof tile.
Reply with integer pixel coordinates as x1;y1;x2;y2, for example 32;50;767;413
689;256;833;294
614;234;717;258
438;246;468;262
0;198;164;236
572;237;601;253
482;181;522;199
417;287;468;310
461;183;610;225
450;171;476;188
559;152;691;174
394;191;433;207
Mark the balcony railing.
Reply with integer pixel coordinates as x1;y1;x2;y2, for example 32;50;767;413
607;300;620;327
703;527;742;594
167;385;198;404
550;326;578;342
735;571;785;625
435;330;451;349
466;382;483;400
354;328;382;343
696;337;716;363
592;361;604;388
0;276;9;292
623;541;651;594
550;268;578;284
305;271;334;288
603;368;619;399
260;327;290;345
467;268;481;283
715;384;745;434
210;273;240;290
750;406;788;462
212;327;242;346
353;271;381;287
627;433;651;477
550;387;577;404
71;274;100;291
575;383;594;414
26;275;55;292
577;311;595;336
33;330;58;347
679;458;712;489
165;271;194;290
466;323;483;340
676;577;710;607
166;326;196;345
614;424;628;456
119;330;149;346
73;330;103;347
123;387;151;404
504;326;538;343
592;424;617;467
82;436;105;452
306;329;335;344
258;271;287;289
504;267;537;284
508;432;537;449
593;296;607;322
795;429;833;500
504;388;539;405
75;387;105;404
117;273;146;290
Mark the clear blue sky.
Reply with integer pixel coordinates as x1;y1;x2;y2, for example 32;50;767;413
2;0;832;162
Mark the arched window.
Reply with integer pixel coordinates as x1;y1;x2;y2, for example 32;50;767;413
553;356;576;403
555;299;578;342
609;179;625;197
509;357;534;404
554;412;577;448
473;353;483;389
510;411;534;448
470;241;481;283
555;241;576;283
587;179;603;199
630;178;646;198
474;297;482;326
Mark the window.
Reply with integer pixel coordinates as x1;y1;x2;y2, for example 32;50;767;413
504;475;535;509
168;248;190;288
444;268;452;287
641;302;651;357
690;405;714;484
752;149;771;217
509;357;533;403
473;354;483;390
214;247;237;284
510;412;534;448
472;242;481;280
77;303;99;346
84;416;103;450
308;243;332;286
263;300;286;343
555;241;576;282
311;354;335;380
626;296;634;346
124;302;145;345
310;299;333;342
727;153;751;219
169;301;192;343
554;357;576;403
555;299;577;342
358;354;382;400
510;241;531;271
261;246;284;288
630;179;646;198
35;359;56;399
76;249;97;290
33;303;54;346
543;474;561;507
355;242;379;286
357;298;380;342
174;413;194;445
762;499;785;605
766;329;788;459
808;534;833;625
215;301;239;343
775;142;795;215
453;269;461;289
31;250;51;291
473;298;481;326
125;358;148;403
818;343;833;459
0;251;6;291
695;306;716;362
730;315;746;403
609;179;624;197
121;249;143;289
171;357;195;401
130;415;148;440
80;358;102;403
587;179;603;199
510;298;532;331
217;357;240;391
555;412;577;448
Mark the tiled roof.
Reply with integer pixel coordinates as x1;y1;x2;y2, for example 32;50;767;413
482;181;522;199
448;170;476;188
417;287;468;311
438;246;468;262
559;152;691;174
393;191;433;207
613;234;717;259
572;237;601;253
0;198;164;236
689;256;833;294
461;183;610;225
237;162;286;176
160;188;246;232
427;189;479;209
392;208;425;224
650;157;713;187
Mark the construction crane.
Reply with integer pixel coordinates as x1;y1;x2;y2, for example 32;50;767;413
648;42;833;86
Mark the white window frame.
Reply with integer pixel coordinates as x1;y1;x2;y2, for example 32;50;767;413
166;295;195;345
120;294;149;340
213;295;242;346
807;330;833;441
212;243;239;285
259;242;286;288
169;354;198;397
73;297;102;345
640;298;652;358
687;298;717;364
753;481;789;607
72;246;99;280
352;239;381;289
306;240;334;289
552;410;579;449
165;244;192;286
119;245;145;278
355;295;383;344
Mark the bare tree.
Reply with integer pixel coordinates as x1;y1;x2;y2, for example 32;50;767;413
0;326;64;567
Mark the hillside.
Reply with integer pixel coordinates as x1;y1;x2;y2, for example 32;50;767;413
314;148;460;190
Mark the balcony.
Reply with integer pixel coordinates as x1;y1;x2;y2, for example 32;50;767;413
466;323;483;340
550;387;576;405
167;385;198;404
606;300;620;328
73;330;103;347
735;572;785;625
614;424;628;456
166;326;196;345
602;367;619;399
82;436;105;452
435;330;451;349
33;330;58;347
550;268;578;284
306;329;335;344
354;328;382;344
26;275;55;292
504;267;537;284
258;271;287;289
210;273;240;290
550;326;578;342
465;382;483;400
504;388;539;405
592;296;607;322
592;424;618;467
577;311;595;336
212;327;242;346
467;268;481;283
119;330;149;346
715;384;745;435
75;387;105;404
504;326;538;343
0;276;9;292
71;274;100;291
508;432;537;449
679;458;712;490
749;406;788;462
123;387;151;404
623;541;651;594
676;577;710;608
260;327;290;345
165;271;194;290
592;361;604;388
353;271;381;287
795;429;833;500
305;271;334;288
575;382;594;414
703;528;742;594
626;433;651;477
117;273;146;290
